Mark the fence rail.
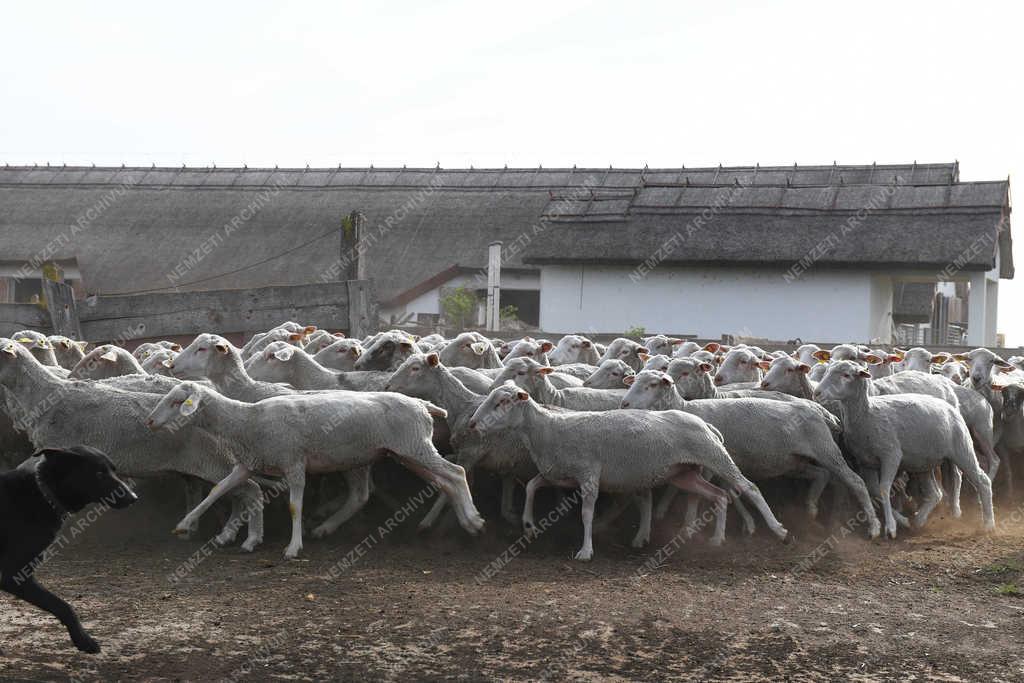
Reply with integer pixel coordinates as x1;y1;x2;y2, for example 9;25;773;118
0;280;373;342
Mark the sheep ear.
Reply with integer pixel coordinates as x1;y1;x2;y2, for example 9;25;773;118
991;384;1006;392
162;359;174;368
797;363;811;374
813;350;831;362
2;343;17;356
638;353;650;362
180;394;200;415
703;342;720;353
289;333;304;341
304;325;317;335
756;359;771;370
637;346;650;355
274;346;295;361
864;354;883;365
580;339;592;348
59;338;72;349
169;343;182;352
887;354;902;363
400;341;414;351
953;353;969;361
669;338;684;345
426;353;440;367
537;366;554;376
931;352;950;364
995;358;1014;368
516;390;530;401
75;341;89;351
660;375;674;386
214;342;230;354
99;350;118;362
698;362;714;373
539;341;554;353
857;369;872;379
333;332;345;338
622;375;636;386
998;365;1016;374
470;341;489;355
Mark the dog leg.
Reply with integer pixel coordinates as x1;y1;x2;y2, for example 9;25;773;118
1;575;99;653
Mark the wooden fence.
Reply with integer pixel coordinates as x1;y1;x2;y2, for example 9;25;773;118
0;280;374;344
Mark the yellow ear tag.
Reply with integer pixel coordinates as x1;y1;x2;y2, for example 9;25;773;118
17;337;32;343
184;399;193;406
818;359;827;364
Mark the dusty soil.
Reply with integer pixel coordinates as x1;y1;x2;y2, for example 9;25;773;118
2;474;1024;682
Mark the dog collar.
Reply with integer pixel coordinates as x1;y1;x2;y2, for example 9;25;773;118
34;464;70;523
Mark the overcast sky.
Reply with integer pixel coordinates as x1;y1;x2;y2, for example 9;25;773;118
2;1;1019;343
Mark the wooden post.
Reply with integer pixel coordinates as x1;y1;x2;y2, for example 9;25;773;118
486;241;502;332
40;262;83;340
347;280;372;339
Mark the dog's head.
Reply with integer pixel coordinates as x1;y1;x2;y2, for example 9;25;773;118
35;446;138;513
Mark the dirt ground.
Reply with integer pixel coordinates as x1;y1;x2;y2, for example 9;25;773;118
2;473;1024;682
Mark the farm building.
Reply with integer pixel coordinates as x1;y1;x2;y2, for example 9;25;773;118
0;162;1011;344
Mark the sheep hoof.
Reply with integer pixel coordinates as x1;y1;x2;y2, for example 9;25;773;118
240;538;260;553
310;525;333;540
172;526;192;539
523;522;539;539
284;544;303;559
631;535;649;549
781;530;794;545
574;548;593;561
708;536;725;547
213;532;235;547
867;522;881;539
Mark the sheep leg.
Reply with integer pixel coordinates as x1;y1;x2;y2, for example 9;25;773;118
949;448;995;532
730;494;757;536
910;471;943;529
213;496;245;546
877;455;901;539
522;475;553;538
500;476;519;525
631;489;652;549
310;466;372;539
418;493;450;531
970;427;1000;484
238;481;268;552
181;476;207;538
575;480;599;561
654;487;678;520
862;468;910;529
809;451;881;539
174;464;251;536
396;443;485;536
670;469;728;546
283;465;307;559
731;478;789;542
683;495;700;539
948;465;963;519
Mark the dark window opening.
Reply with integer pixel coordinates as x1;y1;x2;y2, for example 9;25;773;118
499;290;540;327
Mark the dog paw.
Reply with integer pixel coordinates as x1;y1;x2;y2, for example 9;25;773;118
73;632;101;654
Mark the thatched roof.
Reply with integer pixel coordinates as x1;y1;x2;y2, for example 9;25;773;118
525;181;1012;278
0;162;1008;305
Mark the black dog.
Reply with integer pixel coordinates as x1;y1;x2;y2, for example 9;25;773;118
0;445;137;653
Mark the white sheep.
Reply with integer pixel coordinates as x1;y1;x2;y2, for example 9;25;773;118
814;360;994;538
469;382;789;560
145;381;484;558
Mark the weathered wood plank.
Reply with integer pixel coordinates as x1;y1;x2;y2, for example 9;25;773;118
41;279;83;340
0;304;48;337
78;281;367;341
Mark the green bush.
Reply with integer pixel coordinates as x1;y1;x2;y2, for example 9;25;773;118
440;287;480;330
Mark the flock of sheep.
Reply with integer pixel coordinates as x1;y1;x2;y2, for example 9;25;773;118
1;324;1022;562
